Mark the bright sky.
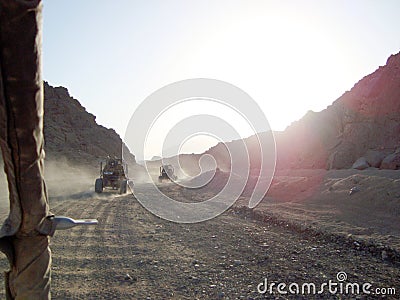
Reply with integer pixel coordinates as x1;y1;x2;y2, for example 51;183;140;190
42;0;400;157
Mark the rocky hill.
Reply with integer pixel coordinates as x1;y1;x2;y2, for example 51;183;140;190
43;50;400;174
276;51;400;170
43;81;136;167
187;51;400;172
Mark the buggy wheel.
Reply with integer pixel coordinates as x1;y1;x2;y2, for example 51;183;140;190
119;180;127;194
95;178;103;193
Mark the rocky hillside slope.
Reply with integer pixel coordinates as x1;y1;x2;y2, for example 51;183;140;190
185;51;400;172
44;82;135;167
276;51;400;170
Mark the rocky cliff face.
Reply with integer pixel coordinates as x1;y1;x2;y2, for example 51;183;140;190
43;82;135;166
190;51;400;171
276;51;400;170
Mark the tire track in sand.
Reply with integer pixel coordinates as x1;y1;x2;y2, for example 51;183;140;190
51;194;118;299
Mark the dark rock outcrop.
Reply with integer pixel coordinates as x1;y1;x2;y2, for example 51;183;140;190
43;82;136;166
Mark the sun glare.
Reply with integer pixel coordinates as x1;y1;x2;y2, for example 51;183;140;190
165;4;351;133
143;99;256;160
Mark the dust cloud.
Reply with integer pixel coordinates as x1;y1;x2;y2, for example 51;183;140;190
127;162;150;183
0;156;102;214
44;158;98;200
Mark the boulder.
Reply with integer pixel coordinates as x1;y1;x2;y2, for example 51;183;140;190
352;157;369;170
380;152;400;170
364;150;386;168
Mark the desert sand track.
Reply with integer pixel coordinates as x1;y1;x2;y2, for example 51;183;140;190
0;183;398;299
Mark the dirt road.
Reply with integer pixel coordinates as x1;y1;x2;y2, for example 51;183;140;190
0;183;398;299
